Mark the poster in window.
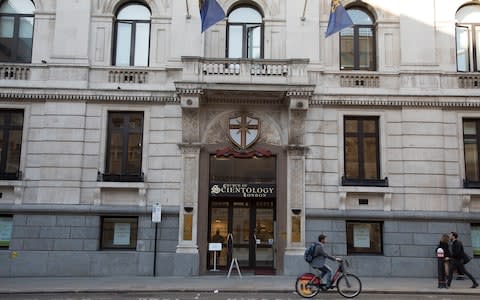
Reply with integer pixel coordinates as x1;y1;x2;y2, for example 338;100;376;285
353;224;370;248
113;223;131;245
472;226;480;256
0;217;12;247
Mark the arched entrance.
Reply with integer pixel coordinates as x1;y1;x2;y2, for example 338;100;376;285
197;144;287;275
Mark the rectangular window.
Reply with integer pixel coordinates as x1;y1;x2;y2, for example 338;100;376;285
347;221;383;254
343;116;385;186
472;224;480;257
463;119;480;187
101;217;138;250
103;112;144;182
0;110;23;180
0;215;13;248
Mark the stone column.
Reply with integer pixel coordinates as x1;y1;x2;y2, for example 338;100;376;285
174;87;203;275
283;89;311;275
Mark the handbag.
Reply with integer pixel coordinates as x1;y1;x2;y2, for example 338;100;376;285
462;251;472;264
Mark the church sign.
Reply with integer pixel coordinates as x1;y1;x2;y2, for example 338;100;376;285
210;183;275;198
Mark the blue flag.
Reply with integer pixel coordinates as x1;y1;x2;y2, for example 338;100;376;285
199;0;225;33
325;0;354;38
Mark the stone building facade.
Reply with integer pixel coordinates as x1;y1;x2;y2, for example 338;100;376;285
0;0;479;277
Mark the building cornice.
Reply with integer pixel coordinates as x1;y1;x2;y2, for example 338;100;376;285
311;95;480;108
0;91;178;103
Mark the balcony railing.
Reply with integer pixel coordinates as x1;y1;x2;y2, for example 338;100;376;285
458;75;480;88
181;57;309;85
0;65;30;80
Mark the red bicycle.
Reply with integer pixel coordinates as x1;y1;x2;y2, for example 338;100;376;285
295;258;362;298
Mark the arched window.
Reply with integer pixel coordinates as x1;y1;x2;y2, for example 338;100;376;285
227;6;263;59
0;0;35;63
340;7;376;71
456;4;480;72
113;3;151;67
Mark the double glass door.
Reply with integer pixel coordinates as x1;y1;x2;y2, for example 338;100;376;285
209;199;275;271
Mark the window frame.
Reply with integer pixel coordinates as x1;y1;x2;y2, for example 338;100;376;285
340;7;376;71
455;4;480;72
472;223;480;257
0;215;13;249
346;220;383;255
343;116;386;187
226;5;264;59
112;3;151;67
0;109;23;180
102;111;144;182
100;216;138;250
463;118;480;187
0;0;34;63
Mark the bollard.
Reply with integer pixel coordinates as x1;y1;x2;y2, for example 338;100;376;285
436;248;446;288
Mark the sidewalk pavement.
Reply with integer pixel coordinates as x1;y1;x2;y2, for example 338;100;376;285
0;275;479;295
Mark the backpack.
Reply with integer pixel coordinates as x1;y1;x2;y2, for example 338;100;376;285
304;242;317;263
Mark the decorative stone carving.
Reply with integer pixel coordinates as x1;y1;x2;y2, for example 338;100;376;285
203;111;282;146
182;109;200;143
289;110;307;145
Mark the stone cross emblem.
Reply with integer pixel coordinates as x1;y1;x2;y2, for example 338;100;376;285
228;114;260;149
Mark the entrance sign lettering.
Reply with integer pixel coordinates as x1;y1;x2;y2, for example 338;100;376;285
210;183;275;198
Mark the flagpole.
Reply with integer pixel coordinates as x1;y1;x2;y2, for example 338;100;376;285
186;0;191;19
301;0;308;21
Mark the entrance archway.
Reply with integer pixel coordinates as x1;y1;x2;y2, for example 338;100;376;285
198;145;287;275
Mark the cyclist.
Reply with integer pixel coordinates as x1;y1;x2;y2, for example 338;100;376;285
310;234;341;289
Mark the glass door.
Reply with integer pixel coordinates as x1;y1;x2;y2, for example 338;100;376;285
232;201;250;268
254;201;274;270
208;199;275;271
209;201;228;269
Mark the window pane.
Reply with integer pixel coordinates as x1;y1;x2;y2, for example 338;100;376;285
247;25;261;59
117;4;150;20
465;142;479;181
19;16;33;38
126;133;142;174
456;5;480;23
359;28;373;69
101;217;138;249
347;221;382;254
0;0;34;14
0;216;13;248
0;131;3;165
363;137;378;179
108;132;123;174
363;119;376;133
464;120;477;135
345;118;357;133
456;26;470;72
476;27;480;71
345;137;359;178
472;224;480;256
228;25;243;58
106;112;143;178
229;7;262;23
340;29;354;69
134;23;149;66
115;22;132;66
0;16;14;38
0;110;23;176
347;9;373;25
5;130;22;173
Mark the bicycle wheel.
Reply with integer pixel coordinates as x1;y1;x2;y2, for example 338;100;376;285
295;273;321;298
336;273;362;298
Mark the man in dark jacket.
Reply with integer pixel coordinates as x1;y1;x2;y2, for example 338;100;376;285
310;234;341;288
446;232;478;289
